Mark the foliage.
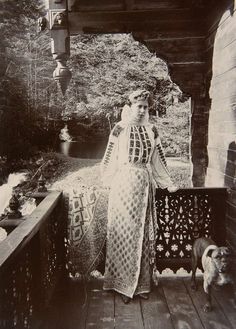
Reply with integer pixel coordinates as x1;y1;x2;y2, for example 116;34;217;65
0;0;57;162
154;100;190;159
169;165;191;188
66;34;174;121
0;0;42;42
0;77;58;162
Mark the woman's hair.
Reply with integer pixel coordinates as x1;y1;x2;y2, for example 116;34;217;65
120;89;151;123
128;89;150;105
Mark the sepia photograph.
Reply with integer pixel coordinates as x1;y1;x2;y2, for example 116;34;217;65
0;0;236;328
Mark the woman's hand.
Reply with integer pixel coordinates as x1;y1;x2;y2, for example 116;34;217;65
167;185;178;193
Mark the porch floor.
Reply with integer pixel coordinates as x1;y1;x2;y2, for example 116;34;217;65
42;276;236;329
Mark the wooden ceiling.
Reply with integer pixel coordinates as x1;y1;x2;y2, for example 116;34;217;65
66;0;231;35
68;0;219;12
64;0;232;95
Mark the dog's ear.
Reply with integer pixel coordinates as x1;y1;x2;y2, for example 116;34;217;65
224;247;232;255
206;249;214;258
226;247;235;259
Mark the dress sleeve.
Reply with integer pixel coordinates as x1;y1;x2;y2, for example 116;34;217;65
100;125;120;188
150;133;174;189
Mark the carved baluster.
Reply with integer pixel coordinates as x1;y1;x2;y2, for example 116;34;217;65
0;195;23;233
37;16;48;32
48;0;71;95
37;174;47;193
25;173;49;206
7;194;22;219
193;195;200;238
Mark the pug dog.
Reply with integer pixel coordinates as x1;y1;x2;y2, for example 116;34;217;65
191;237;235;312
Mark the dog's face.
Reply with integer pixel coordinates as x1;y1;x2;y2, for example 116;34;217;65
210;247;232;273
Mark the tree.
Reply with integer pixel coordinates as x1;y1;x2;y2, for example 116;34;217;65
0;1;56;161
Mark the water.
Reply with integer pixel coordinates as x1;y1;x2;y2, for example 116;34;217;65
58;124;107;158
59;140;107;159
0;172;27;216
0;172;37;217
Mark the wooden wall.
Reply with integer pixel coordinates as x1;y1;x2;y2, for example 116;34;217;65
206;3;235;188
206;2;236;187
205;0;236;250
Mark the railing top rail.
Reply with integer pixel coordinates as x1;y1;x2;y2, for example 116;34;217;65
156;187;227;195
0;190;62;271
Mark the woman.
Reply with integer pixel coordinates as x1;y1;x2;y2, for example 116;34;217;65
101;90;177;303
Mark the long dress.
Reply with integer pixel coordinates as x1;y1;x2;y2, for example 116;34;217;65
101;120;174;298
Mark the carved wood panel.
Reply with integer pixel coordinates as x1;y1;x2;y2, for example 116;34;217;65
39;199;66;306
0;241;37;329
155;188;227;273
0;194;66;328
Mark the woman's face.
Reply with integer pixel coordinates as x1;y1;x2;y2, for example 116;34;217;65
130;100;149;122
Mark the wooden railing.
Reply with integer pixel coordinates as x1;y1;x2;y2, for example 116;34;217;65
155;187;227;273
0;187;228;328
0;191;65;329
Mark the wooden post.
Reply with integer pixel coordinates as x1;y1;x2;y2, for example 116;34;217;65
190;95;210;187
48;0;71;95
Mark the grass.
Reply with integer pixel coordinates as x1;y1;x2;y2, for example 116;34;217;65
51;155;192;191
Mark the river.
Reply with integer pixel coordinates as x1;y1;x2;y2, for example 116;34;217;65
58;140;107;159
0;172;36;217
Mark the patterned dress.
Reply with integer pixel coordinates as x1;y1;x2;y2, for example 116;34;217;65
101;121;173;298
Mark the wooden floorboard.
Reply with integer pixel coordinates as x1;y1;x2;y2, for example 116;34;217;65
41;277;236;329
141;283;173;329
42;279;89;329
115;293;144;329
86;288;114;329
162;278;205;329
212;283;236;329
184;277;234;329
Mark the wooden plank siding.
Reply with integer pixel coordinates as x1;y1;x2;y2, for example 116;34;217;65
206;0;236;187
205;0;236;252
204;0;234;81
